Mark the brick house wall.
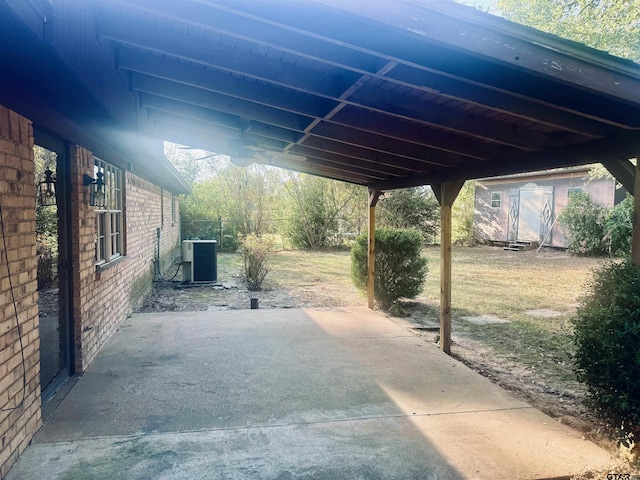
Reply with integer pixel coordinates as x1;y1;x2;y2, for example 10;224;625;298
70;147;180;372
0;106;42;478
0;104;182;476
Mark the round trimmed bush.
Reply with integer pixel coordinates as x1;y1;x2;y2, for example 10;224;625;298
351;228;428;310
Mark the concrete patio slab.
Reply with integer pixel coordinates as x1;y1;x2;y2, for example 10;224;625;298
8;307;615;480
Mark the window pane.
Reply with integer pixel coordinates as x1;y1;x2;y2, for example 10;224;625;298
96;213;106;263
93;157;124;264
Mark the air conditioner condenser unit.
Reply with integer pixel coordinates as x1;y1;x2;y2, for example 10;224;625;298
182;240;217;283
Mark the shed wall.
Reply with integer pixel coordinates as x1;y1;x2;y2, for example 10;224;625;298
474;172;616;248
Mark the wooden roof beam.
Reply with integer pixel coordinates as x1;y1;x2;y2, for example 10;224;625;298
602;158;636;193
154;122;376;184
122;54;516;158
148;113;288;153
134;75;480;167
300;135;455;170
310;121;495;162
144;109;300;148
250;0;640;107
370;131;640;190
197;0;640;127
287;145;420;177
132;74;312;132
140;89;468;170
349;86;553;151
118;50;339;119
109;0;619;134
108;27;567;150
328;107;508;160
139;93;301;144
99;18;357;99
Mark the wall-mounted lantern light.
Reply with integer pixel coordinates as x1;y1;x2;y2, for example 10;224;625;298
38;168;57;207
83;172;105;208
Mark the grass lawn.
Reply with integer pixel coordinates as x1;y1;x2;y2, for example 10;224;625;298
219;245;606;392
220;244;604;327
417;246;606;385
421;245;603;323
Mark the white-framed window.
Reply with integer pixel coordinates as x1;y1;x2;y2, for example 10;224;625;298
568;187;583;198
490;191;501;208
94;157;124;266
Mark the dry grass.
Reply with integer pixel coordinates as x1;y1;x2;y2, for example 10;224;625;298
217;249;363;307
421;245;605;325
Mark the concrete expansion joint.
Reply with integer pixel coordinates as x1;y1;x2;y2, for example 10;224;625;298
33;406;536;447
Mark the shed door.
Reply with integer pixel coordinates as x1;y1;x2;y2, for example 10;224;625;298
517;189;543;241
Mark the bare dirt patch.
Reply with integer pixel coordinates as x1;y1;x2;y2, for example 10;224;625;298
137;250;362;313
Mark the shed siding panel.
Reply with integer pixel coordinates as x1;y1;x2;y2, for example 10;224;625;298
475;171;617;248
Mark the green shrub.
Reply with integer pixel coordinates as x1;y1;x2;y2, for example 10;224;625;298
37;244;56;289
241;234;275;291
351;228;428;310
559;190;608;256
452;180;476;246
573;260;640;448
607;195;633;257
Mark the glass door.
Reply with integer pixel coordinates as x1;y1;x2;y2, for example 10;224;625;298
34;132;73;399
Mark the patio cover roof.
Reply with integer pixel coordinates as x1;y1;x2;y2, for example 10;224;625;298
2;0;640;192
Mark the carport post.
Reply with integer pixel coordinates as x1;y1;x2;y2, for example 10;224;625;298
632;159;640;265
432;181;465;354
367;189;382;309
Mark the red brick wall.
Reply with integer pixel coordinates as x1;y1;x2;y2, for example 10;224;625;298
70;148;180;371
0;105;182;477
0;106;42;477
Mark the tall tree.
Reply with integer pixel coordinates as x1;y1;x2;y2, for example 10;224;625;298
495;0;640;62
280;172;367;249
378;187;440;243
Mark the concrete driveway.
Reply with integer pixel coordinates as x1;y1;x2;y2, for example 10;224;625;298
8;307;614;479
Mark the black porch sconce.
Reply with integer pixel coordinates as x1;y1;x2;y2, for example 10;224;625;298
38;168;57;207
83;172;106;208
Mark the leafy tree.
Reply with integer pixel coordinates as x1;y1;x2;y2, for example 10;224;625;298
452;181;476;245
558;190;609;256
378;187;439;243
607;194;634;257
178;163;280;250
351;228;428;310
217;165;276;236
495;0;640;62
282;173;366;249
179;178;224;242
164;142;222;185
